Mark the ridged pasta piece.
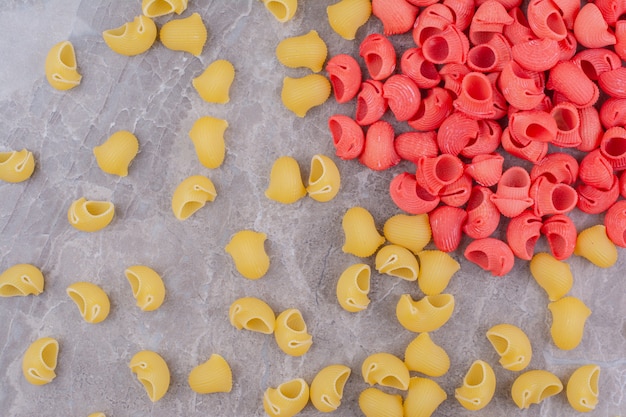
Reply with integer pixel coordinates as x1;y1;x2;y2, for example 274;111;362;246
141;0;187;17
503;6;534;44
0;264;44;297
548;60;599;108
274;308;312;356
506;210;542;260
282;74;330;118
327;0;371;40
465;119;503;158
566;364;600;412
229;296;275;334
129;350;170;402
22;337;59;385
407;87;453;132
328;114;364;160
598;68;626;99
417;250;459;296
404;333;450;377
412;4;453;47
68;198;115;232
577;176;620;214
511;370;563;409
455;360;496;410
463;186;500;240
359;34;396;81
66;282;110;324
541;214;577;260
578;105;603;152
0;149;35;183
440;173;473;207
511;38;560;73
469;0;514;45
263;0;298;23
548;296;592;350
600;126;626;170
422;24;469;65
372;0;419;36
400;48;440;90
307;154;340;202
225;230;270;280
509;110;557;143
188;354;232;394
578;149;614;190
102;16;157;56
529;253;572;301
359;387;403;417
550;101;582;147
264;378;310;417
124;265;165;311
529;177;577;217
342;206;385;257
389;172;440;215
599;97;626;128
375;245;419;281
45;41;81;90
574;3;616;48
436;112;479;157
383;214;431;255
362;352;410;390
615;20;626;61
415;154;464;196
93;130;139;177
428;205;467;253
159;13;207;56
574;225;618;268
444;0;474;30
527;0;567;40
265;156;306;204
572;48;621;81
454;72;496;120
336;263;371;312
465;153;504;187
604;200;626;247
464;238;515;277
439;62;470;99
383;74;420;122
171;175;216;221
326;54;362;104
501;126;549;163
359;121;400;171
88;413;106;417
396;293;455;333
277;30;327;73
193;59;235;104
403;377;447;417
490;166;534;218
468;34;511;73
486;323;532;371
355;80;387;126
530;152;578;185
189;116;228;170
310;364;351;412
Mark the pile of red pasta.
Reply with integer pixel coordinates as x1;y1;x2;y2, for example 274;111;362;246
326;0;626;276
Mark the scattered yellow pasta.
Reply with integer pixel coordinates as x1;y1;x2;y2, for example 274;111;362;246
274;308;312;356
566;364;600;413
68;197;115;232
310;364;351;412
229;296;276;334
124;265;166;311
22;337;59;386
0;263;44;297
189;116;228;169
548;296;591;350
359;387;403;417
87;413;106;417
281;74;331;117
45;41;81;90
225;230;270;279
142;0;187;17
336;263;371;312
193;59;235;104
375;244;419;281
188;353;233;394
129;350;170;402
403;377;447;417
574;224;618;268
341;206;385;257
486;323;532;371
529;252;573;301
396;293;455;333
276;30;327;73
455;360;496;411
102;15;157;56
326;0;371;40
265;156;307;204
383;213;431;255
0;149;35;183
511;369;563;409
160;13;207;56
66;282;111;324
263;378;310;417
306;154;340;202
417;250;460;295
404;333;450;377
362;352;409;390
262;0;298;22
171;175;217;220
93;130;139;177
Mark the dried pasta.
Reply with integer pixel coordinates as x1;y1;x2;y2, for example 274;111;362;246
189;116;228;169
404;333;450;377
574;224;618;268
225;230;270;280
0;264;44;297
263;378;309;417
327;0;372;40
382;213;431;255
454;360;496;411
22;337;59;385
88;413;106;417
281;74;331;117
566;364;600;412
417;250;460;296
361;352;409;390
341;206;385;257
486;323;532;371
160;13;207;56
66;282;111;324
193;59;235;104
529;252;573;301
262;0;298;23
310;364;351;412
306;154;341;202
102;16;157;56
228;296;276;334
0;149;35;183
93;130;139;177
171;175;217;221
511;370;563;409
44;41;81;90
129;350;170;402
396;293;455;333
188;353;233;394
548;296;592;350
141;0;187;17
336;263;371;312
359;387;403;417
124;265;166;311
276;30;327;73
375;244;419;281
274;308;312;356
403;377;447;417
68;197;115;232
265;156;307;204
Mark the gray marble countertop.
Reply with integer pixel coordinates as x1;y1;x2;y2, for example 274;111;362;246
0;1;624;416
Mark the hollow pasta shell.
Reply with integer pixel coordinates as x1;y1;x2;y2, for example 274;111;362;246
383;213;431;255
439;63;470;99
604;200;626;247
341;206;385;257
281;74;331;118
307;154;341;202
274;308;313;357
461;119;502;159
102;15;157;56
464;238;515;277
548;296;591;350
598;67;626;99
541;214;577;260
429;205;467;253
189;116;228;170
548;61;599;108
66;282;111;324
566;364;600;412
415;154;464;196
372;0;419;36
444;0;474;30
389;172;440;215
498;61;546;111
225;230;270;280
400;48;441;89
326;54;362;103
336;263;371;312
263;378;310;417
454;360;496;411
355;79;387;126
600;97;626;128
141;0;186;17
577;176;620;214
486;323;532;371
404;333;450;377
578;105;603;152
0;264;44;297
359;387;403;417
0;149;35;183
503;6;534;45
383;74;420;122
193;60;235;104
361;352;410;390
511;369;563;409
327;0;372;40
463;186;500;240
529;176;578;217
276;30;327;73
417;250;460;296
490;166;533;217
171;175;217;221
465;153;504;187
578;149;614;190
375;244;419;281
359;33;397;81
529;253;573;301
573;48;621;81
574;3;616;48
436;112;479;157
22;337;59;385
403;377;447;417
439;173;473;208
412;4;453;46
228;296;276;334
310;364;351;412
467;34;511;73
265;156;306;204
129;350;170;402
454;72;496;120
530;152;578;185
422;24;469;65
68;197;115;232
512;38;561;72
159;13;207;56
124;265;166;311
328;114;364;160
359;121;400;171
407;87;453;132
263;0;298;23
44;41;81;90
506;210;542;260
574;225;618;268
600;126;626;170
93;130;139;177
188;354;232;394
527;0;567;40
509;110;557;144
396;293;455;333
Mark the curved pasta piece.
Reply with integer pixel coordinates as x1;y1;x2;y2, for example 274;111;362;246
464;186;500;240
274;308;312;356
415;154;464;196
530;152;578;185
326;54;362;103
400;48;440;90
327;0;371;40
455;360;496;411
0;264;44;297
68;198;115;232
599;68;626;99
547;61;599;108
129;350;170;402
188;353;232;394
566;364;600;413
465;153;504;187
428;205;467;253
359;387;403;417
454;72;496;120
490;166;534;218
22;337;59;385
467;34;511;73
509;110;557;143
88;413;106;417
193;59;235;104
102;16;157;56
407;87;453;132
362;352;410;390
444;0;474;30
225;230;270;279
265;156;306;204
577;176;620;215
93;130;139;176
615;20;626;61
469;0;514;45
263;0;298;23
45;41;81;90
141;0;187;17
511;370;563;409
359;34;396;81
310;364;351;412
229;296;275;334
396;293;455;333
0;149;35;183
264;378;310;417
572;48;621;81
189;116;228;169
276;30;327;73
282;74;330;118
341;206;385;257
417;250;459;296
486;323;532;371
464;238;514;277
527;0;567;40
529;177;577;217
124;265;165;311
578;149;614;190
529;253;572;301
359;121;400;171
436;112;479;157
328;114;364;160
574;3;616;48
375;244;419;281
171;175;217;220
355;80;387;126
549;296;592;350
307;154;341;202
372;0;419;36
462;119;503;159
506;210;542;260
512;38;560;73
383;214;431;255
439;173;472;207
574;225;618;268
604;200;626;247
541;214;577;260
404;333;450;377
503;6;534;44
336;263;371;312
403;376;447;417
422;24;469;65
501;127;548;164
383;74;420;122
66;282;110;324
550;101;582;147
498;61;545;111
412;4;454;47
578;105;603;152
389;172;440;215
600;126;626;170
599;97;626;129
159;13;207;56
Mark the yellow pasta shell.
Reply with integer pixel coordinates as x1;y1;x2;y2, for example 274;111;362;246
93;130;139;177
193;59;235;104
22;337;59;385
511;369;563;409
454;360;496;411
263;378;310;417
171;175;217;221
548;296;591;350
44;41;81;90
396;293;455;333
310;364;351;412
307;154;340;202
486;323;532;371
225;230;270;280
263;0;298;23
265;156;306;204
359;387;403;417
129;350;170;402
336;263;371;312
417;250;460;296
142;0;187;17
160;13;207;56
228;296;276;334
276;30;327;72
529;252;573;301
67;197;115;232
274;308;312;356
188;353;233;394
66;282;111;324
281;74;331;117
189;116;228;169
383;213;431;255
124;265;166;311
566;364;600;412
102;15;157;56
404;333;450;377
375;244;419;281
403;377;447;417
88;413;106;417
341;206;385;257
327;0;372;40
362;352;410;390
574;224;618;268
0;263;44;297
0;149;35;183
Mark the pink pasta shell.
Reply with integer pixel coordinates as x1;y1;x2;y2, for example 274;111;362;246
465;152;505;187
422;24;470;65
507;210;542;260
503;7;535;45
475;0;522;9
577;175;620;214
530;152;579;185
547;61;599;108
372;0;420;36
467;34;512;73
509;110;558;143
326;54;362;104
578;106;604;152
453;72;496;119
436;111;479;156
529;176;578;216
355;80;387;126
621;170;626;198
490;166;534;217
328;114;365;160
464;186;501;239
359;121;400;171
394;131;439;163
443;0;475;31
406;0;439;6
440;173;473;207
359;34;397;81
595;0;626;26
511;37;560;72
578;149;615;190
439;63;470;98
573;3;616;48
600;127;626;170
429;205;467;252
614;20;626;61
572;48;622;81
550;102;582;148
527;0;568;41
541;214;577;260
469;0;515;45
552;0;580;29
599;97;626;129
501;126;548;163
486;72;509;119
415;154;465;196
400;48;441;89
557;31;578;61
604;200;626;247
498;60;546;111
599;68;626;99
464;237;515;277
407;87;453;131
412;4;454;47
383;74;421;121
461;119;502;158
390;172;440;214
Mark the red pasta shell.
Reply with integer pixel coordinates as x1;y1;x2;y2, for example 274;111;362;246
326;54;362;104
572;48;622;81
573;3;616;49
557;31;577;62
599;97;626;129
415;154;465;196
547;60;599;108
595;0;626;26
550;102;582;148
578;106;604;152
468;34;511;73
507;210;542;260
501;126;548;163
422;24;470;65
615;20;626;61
390;172;440;214
443;0;475;31
599;68;626;99
600;127;626;170
464;237;515;277
578;148;615;190
453;72;496;119
440;173;473;207
359;121;400;171
604;200;626;247
527;0;568;41
359;34;397;81
541;214;577;260
530;152;579;185
552;0;580;29
509;110;558;143
394;131;439;163
465;152;505;187
490;166;534;217
439;63;470;98
498;60;546;111
577;175;620;214
469;0;515;45
355;80;387;126
372;0;420;36
503;7;535;45
383;74;421;121
486;72;508;119
464;186;500;239
400;48;440;89
475;0;522;9
621;169;626;198
408;87;453;131
511;37;560;72
436;112;479;156
406;0;439;6
529;176;578;216
412;4;454;47
328;114;365;160
429;205;468;252
462;120;502;158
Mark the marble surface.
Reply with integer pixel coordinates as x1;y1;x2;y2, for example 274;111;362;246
0;1;624;416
